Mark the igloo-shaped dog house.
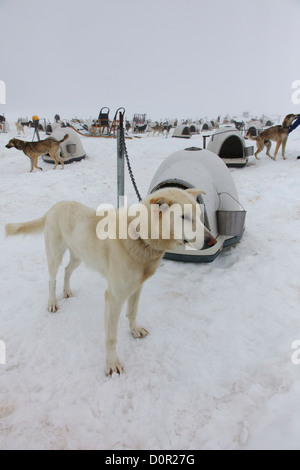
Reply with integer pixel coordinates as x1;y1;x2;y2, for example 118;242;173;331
189;123;200;135
245;120;262;137
172;124;191;138
207;128;253;167
42;127;86;164
148;147;246;262
201;121;212;131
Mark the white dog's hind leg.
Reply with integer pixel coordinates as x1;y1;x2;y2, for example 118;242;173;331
126;286;148;338
105;289;124;376
45;232;66;313
63;251;81;298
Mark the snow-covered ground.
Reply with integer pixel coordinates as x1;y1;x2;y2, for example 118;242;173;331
0;124;300;450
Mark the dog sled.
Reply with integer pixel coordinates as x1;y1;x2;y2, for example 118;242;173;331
69;107;135;139
91;107;110;136
133;114;147;133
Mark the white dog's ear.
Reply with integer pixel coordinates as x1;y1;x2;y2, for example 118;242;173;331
185;188;206;198
149;196;172;214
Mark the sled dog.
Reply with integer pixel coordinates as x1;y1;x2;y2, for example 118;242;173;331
15;122;25;136
147;122;165;136
245;114;298;160
6;188;217;375
5;134;69;171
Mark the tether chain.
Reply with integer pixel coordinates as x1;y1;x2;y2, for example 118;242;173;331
119;124;142;202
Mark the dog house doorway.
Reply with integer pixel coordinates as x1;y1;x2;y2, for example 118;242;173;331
219;135;243;160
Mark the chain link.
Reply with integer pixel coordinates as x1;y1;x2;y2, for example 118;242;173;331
119;126;142;202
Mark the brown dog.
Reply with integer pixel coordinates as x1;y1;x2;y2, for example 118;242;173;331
5;134;69;171
245;114;299;160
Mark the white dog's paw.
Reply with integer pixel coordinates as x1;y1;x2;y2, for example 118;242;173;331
63;289;73;299
131;325;149;339
105;358;124;376
48;302;58;313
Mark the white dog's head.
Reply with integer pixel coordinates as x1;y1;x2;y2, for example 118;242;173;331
141;187;217;252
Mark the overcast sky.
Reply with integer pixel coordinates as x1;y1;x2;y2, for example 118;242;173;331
1;0;300;122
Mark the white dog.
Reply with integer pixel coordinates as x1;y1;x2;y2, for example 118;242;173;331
15;121;25;136
6;188;216;375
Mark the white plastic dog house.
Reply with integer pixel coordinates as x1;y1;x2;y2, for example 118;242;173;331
201;121;212;131
245;120;262;137
189;123;200;135
42;127;86;164
148;147;246;262
45;122;62;135
172;124;191;138
207;128;253;167
262;117;273;127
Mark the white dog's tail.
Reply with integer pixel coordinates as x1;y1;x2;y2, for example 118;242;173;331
6;215;46;237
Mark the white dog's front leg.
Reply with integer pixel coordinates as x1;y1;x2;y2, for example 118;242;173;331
105;289;124;376
126;286;149;338
48;278;58;313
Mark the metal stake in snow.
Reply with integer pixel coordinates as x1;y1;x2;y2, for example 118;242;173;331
117;110;125;208
117;108;142;208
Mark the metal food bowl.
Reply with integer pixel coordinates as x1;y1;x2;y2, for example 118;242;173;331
217;210;246;237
